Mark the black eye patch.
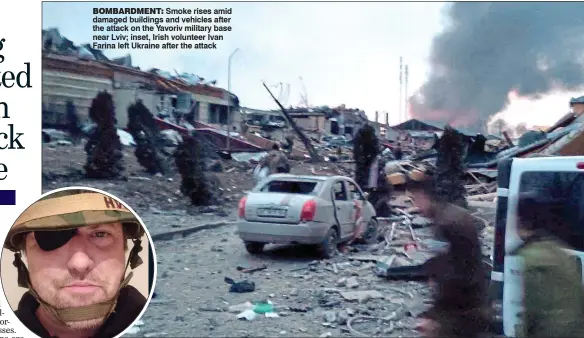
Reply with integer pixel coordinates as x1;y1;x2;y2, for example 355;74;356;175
34;229;78;251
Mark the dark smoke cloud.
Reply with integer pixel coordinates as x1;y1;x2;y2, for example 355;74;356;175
410;2;584;132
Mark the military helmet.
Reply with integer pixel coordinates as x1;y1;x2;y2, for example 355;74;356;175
4;190;144;252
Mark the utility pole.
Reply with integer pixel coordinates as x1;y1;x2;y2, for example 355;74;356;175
399;57;403;123
262;82;321;162
226;48;240;154
404;65;409;122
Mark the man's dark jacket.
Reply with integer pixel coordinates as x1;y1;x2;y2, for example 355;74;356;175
15;285;146;338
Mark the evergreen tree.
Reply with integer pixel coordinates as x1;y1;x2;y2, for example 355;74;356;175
353;124;379;188
84;91;124;179
127;100;169;175
65;101;82;141
434;125;467;208
174;132;218;206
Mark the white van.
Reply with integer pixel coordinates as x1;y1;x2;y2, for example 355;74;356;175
489;156;584;337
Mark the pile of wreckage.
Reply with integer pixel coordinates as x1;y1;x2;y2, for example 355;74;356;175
379;105;584;208
262;201;492;336
351;106;584;278
251;107;584;335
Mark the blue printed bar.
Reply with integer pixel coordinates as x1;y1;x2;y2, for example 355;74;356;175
0;190;16;205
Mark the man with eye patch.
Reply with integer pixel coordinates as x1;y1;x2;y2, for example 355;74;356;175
4;190;148;338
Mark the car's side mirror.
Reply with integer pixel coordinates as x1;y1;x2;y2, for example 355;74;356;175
363;192;370;200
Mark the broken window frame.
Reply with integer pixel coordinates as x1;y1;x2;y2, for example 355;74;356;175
347;181;365;201
519;171;584;251
333;181;348;201
259;179;320;195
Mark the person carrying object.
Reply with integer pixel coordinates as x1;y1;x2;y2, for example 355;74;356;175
4;190;148;338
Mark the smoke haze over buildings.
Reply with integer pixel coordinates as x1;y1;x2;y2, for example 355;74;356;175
410;2;584;132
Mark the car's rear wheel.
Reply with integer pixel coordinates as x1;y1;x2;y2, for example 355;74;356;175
244;241;265;254
318;227;339;259
360;218;379;244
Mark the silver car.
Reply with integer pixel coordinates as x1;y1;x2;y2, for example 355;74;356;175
236;174;379;258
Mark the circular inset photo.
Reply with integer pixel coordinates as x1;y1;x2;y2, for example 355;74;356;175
1;187;157;338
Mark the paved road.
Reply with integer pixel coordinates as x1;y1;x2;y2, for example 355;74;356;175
128;216;432;338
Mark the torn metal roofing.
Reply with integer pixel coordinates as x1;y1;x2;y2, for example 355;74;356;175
43;53;113;78
42;27;232;100
43;52;228;99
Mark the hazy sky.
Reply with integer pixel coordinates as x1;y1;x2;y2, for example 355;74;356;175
42;1;577;128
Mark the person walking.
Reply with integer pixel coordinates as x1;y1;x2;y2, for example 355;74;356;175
405;170;490;337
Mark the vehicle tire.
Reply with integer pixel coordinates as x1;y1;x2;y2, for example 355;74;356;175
318;227;339;259
359;218;379;244
244;241;265;254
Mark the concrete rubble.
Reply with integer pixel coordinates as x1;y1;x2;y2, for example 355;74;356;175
40;26;584;338
124;203;494;337
42;97;584;337
43;128;499;336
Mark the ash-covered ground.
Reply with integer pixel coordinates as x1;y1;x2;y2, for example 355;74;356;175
42;141;494;338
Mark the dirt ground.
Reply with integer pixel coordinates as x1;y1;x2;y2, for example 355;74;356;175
42;142;353;211
41;141;493;338
133;222;433;337
43;142;252;211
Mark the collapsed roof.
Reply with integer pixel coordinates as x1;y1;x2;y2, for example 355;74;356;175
42;28;219;87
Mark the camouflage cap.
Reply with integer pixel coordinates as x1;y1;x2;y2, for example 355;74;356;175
4;192;144;252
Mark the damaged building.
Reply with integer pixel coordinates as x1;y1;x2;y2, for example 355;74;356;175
241;104;370;140
42;28;242;133
368;111;399;142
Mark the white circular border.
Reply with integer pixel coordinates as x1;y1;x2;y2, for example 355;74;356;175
0;186;159;338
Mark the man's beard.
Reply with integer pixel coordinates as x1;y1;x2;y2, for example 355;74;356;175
65;317;107;330
52;286;111;309
32;273;118;330
50;291;116;331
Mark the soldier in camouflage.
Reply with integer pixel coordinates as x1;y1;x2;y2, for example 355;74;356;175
513;191;584;338
4;189;148;338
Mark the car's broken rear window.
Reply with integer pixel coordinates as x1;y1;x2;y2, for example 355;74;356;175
261;180;318;194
